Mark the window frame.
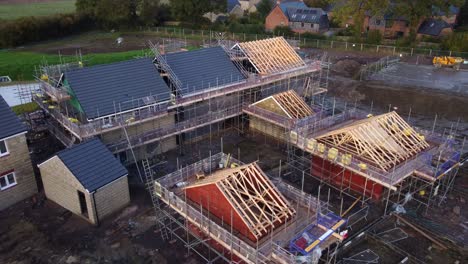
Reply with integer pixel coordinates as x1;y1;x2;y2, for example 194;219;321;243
0;172;17;190
0;140;9;157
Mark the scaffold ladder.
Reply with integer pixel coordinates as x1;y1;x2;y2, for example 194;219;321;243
142;158;170;241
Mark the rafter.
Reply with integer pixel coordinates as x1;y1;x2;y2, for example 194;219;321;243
184;162;296;239
236;37;306;74
316;111;429;171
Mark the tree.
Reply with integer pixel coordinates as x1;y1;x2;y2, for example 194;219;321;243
76;0;98;17
95;0;137;28
257;0;273;19
460;0;468;27
393;0;465;32
330;0;389;39
304;0;329;9
170;0;211;23
138;0;161;26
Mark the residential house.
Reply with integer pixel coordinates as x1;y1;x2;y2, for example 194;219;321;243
38;138;130;225
0;95;37;210
417;19;453;38
364;14;410;38
266;1;330;33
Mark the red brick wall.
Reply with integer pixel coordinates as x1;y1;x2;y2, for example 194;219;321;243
311;155;384;200
265;5;289;31
185;183;257;242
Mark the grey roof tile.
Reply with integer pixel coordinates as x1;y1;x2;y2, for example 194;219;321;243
164;47;245;95
65;58;171;120
418;19;451;36
0;95;27;140
57;138;128;192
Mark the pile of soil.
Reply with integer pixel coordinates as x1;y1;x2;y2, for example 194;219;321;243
332;59;362;78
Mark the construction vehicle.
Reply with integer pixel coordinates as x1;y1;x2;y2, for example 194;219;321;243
432;56;464;70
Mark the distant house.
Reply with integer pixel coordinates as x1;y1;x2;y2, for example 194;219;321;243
0;96;37;210
266;1;330;33
38;139;130;225
364;14;411;38
432;5;460;25
228;0;244;17
417;19;453;38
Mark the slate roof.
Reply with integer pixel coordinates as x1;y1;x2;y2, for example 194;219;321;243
0;95;27;140
286;7;328;25
227;0;241;13
57;138;128;192
164;47;245;95
417;19;451;36
65;58;171;120
279;1;308;13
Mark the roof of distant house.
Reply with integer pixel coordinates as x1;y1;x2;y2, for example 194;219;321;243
279;0;308;13
227;0;241;13
0;95;27;140
286;7;328;24
163;47;245;95
417;19;451;36
56;138;128;192
65;58;171;120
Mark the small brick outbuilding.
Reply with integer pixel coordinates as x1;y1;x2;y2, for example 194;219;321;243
38;138;130;224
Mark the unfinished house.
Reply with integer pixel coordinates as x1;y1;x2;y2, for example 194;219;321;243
0;95;37;210
289;109;463;209
245;90;315;141
149;153;345;263
33;36;325;165
38;138;130;224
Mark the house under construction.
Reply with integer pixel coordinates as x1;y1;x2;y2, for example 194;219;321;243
147;153;346;264
245;90;465;213
33;36;326;166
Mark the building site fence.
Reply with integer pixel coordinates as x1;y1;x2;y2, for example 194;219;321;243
148;27;468;58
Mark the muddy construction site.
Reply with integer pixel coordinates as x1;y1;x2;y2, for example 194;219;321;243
1;37;468;264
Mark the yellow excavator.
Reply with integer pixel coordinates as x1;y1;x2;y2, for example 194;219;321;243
433;56;464;70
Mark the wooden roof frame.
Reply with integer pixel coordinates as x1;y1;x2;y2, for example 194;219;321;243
233;37;306;75
252;90;314;119
185;162;296;239
316;111;430;171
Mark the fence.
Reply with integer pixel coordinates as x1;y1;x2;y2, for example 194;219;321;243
148;26;468;58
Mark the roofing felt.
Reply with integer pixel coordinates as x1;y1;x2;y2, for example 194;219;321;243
65;58;171;120
57;138;128;192
163;46;245;95
0;95;27;140
417;19;451;36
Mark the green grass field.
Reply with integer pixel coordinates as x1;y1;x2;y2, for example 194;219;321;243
0;49;150;81
0;0;76;20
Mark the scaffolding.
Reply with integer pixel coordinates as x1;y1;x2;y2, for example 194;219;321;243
146;152;345;264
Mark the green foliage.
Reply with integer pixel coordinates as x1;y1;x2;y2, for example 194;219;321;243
304;0;329;8
138;0;162;26
366;29;382;44
459;0;468;27
169;0;211;23
95;0;137;29
257;0;273;19
273;26;294;36
0;0;76;20
440;32;468;52
0;14;93;48
76;0;97;17
228;22;264;34
0;49;149;81
393;0;464;30
330;0;390;40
